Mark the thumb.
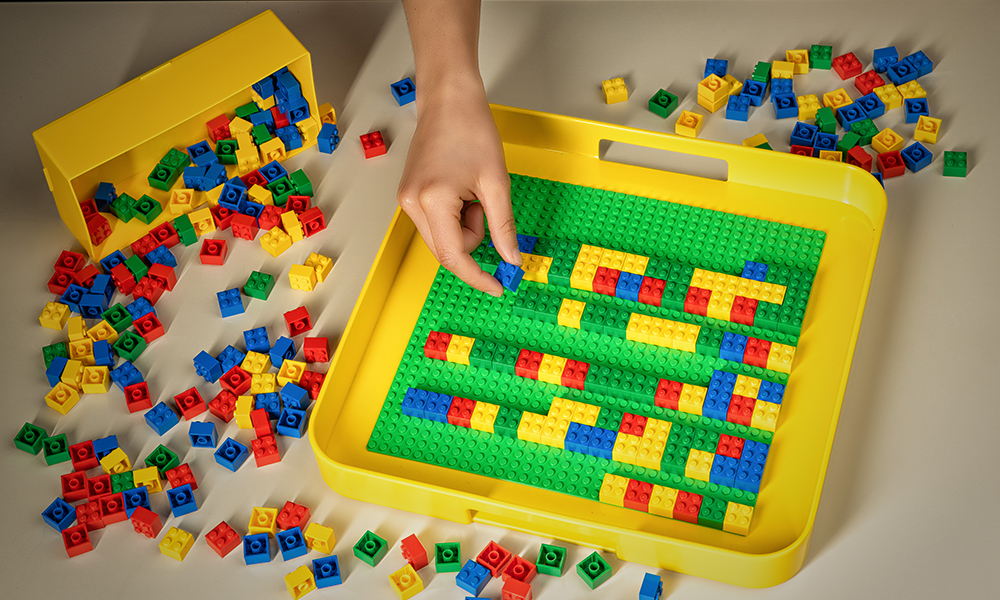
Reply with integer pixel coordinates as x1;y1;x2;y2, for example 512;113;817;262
479;175;521;266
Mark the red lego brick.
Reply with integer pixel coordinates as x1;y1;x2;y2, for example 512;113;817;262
742;337;771;369
165;463;198;491
727;395;755;427
251;434;281;467
298;370;326;400
149;222;180;249
211;204;236;230
360;131;386;158
285;195;310;214
133;313;165;343
199;238;228;265
76;500;105;531
240;169;267;188
477;540;513;578
623;479;653;512
298;207;326;237
206;520;241;557
87;474;112;499
174;387;207;420
592;266;620;296
730;296;757;326
220;366;252;395
638;276;665;306
447;397;475;428
846;146;873;172
250;408;273;438
303;337;330;363
716;434;745;460
877;151;906;178
131;233;158;257
132;276;165;305
110;263;136;295
423;331;452;361
855;70;885;95
257;204;283;230
79;198;99;220
73;264;100;287
124;381;153;413
502;554;537;583
55;250;86;272
790;144;812;157
618;413;647;436
86;214;111;246
206;114;231;142
270;106;290;129
48;267;75;294
130;506;163;539
673;491;703;524
514;349;543;379
400;533;428;570
501;578;533;600
69;440;99;471
685;286;711;317
231;213;260;241
147;263;177;291
832;52;863;79
62;524;94;557
561;359;589;390
209;389;237;422
99;492;128;524
276;501;311;530
61;471;89;503
283;306;313;336
654;379;683;410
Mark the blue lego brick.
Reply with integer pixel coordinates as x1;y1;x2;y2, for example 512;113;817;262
742;79;767;106
145;403;179;435
94;182;116;212
391;77;416;106
872;46;898;73
589;427;616;460
276;407;308;438
719;333;748;363
240;200;265;220
741;261;768;281
42;497;76;531
45;356;68;387
259;160;288;183
743;439;770;463
456;560;491;595
217;288;244;317
837;104;868;130
218;181;247;211
249;110;275;128
516;234;538;254
704;58;728;78
904;51;933;78
564;422;593;455
93;340;116;368
734;458;764;494
277;126;303;151
789;122;818;147
78;293;106;319
244;532;273;565
255;392;281;420
314;556;343;587
901;142;932;173
244;327;270;354
814;132;839;154
280;383;309;411
886;59;918;85
615;271;642;302
276;70;302;99
194;351;223;383
90;274;115;302
204;164;227;189
639;572;663;600
269;336;296;368
144;245;177;268
278;527;309;560
771;93;798;119
187;141;218;167
856;93;886;119
217;345;246;374
904;98;929;124
770;78;793;96
253;74;275;99
401;387;425;419
710;454;739;487
725;94;751;122
872;172;885;188
183;165;209;191
702;390;732;422
126;297;155;320
424;392;452;423
109;360;143;390
167;483;198;517
757;380;785;404
215;438;250;472
493;261;524;292
189;421;218;448
286;101;310;125
92;435;119;460
59;284;88;313
122;486;150;517
100;250;127;274
317;123;341;154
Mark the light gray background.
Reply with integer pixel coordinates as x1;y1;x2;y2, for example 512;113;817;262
1;2;997;599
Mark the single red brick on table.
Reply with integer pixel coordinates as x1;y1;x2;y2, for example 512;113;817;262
476;540;513;577
832;51;863;79
130;506;163;539
62;524;94;557
165;463;198;491
48;267;75;294
303;337;330;363
174;387;207;420
147;263;177;291
206;521;241;557
69;440;99;471
209;389;237;422
284;306;313;336
134;313;165;343
360;131;386;158
502;554;537;583
220;366;252;395
125;381;153;413
252;435;280;467
400;533;428;570
99;493;127;524
276;501;311;530
55;250;86;272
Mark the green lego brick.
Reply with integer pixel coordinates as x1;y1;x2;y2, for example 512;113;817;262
579;302;608;335
696;327;724;356
814;107;836;134
173;214;198;246
288;169;313;196
536;543;566;576
102;303;133;333
492;343;520;375
576;551;612;589
493;405;522;438
472;243;502;273
434;542;461;573
648;89;679;119
698;495;728;530
266;176;295;206
353;530;388;566
469;339;496;370
751;61;771;83
603;308;630;338
943;151;967;177
110;193;137;222
689;427;721;453
659;444;688;475
252;123;271;145
548;258;573;288
837;132;862;156
160;148;189;169
512;294;535;319
809;44;833;70
43;434;70;465
851;119;879;146
594;407;623;431
113;331;147;362
42;342;68;369
144;444;180;478
244;271;276;300
147;162;180;192
235;102;260;119
535;293;562;323
14;422;48;454
215;139;238;165
755;142;772;150
134;194;163;225
111;471;135;493
124;254;148;281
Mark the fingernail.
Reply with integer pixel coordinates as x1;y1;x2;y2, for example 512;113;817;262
505;247;523;267
487;290;503;298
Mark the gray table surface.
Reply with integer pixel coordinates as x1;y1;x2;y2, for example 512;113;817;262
1;2;997;599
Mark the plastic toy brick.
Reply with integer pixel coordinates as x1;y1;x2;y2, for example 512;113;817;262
770;59;794;79
185;421;217;448
639;572;663;600
277;361;307;387
871;128;904;154
132;313;164;344
830;51;862;79
391;76;416;106
76;499;105;531
318;123;340;153
354;530;389;566
111;471;135;495
145;402;179;435
62;524;93;557
66;440;98;473
435;542;462;572
43;497;77;531
901;142;932;173
39;301;70;330
702;58;727;78
248;506;279;536
99;492;128;525
855;92;886;120
207;389;236;423
723;74;742;96
14;422;48;454
278;527;309;561
99;448;131;475
205;521;241;557
696;92;726;114
772;93;798;119
854;70;885;96
503;555;537;584
725;94;750;122
401;533;429;570
235;395;255;428
674;111;703;137
172;387;205;420
457;560;491;596
477;540;513;577
943;151;968;177
494;261;524;292
304;522;335;554
846;146;873;172
601;77;629;104
697;74;731;104
251;408;274;439
314;555;343;588
300;337;330;363
789;122;818;147
218;345;247;374
913;115;942;145
144;444;180;478
741;79;766;106
165;463;198;491
285;565;317;600
361;131;387;158
647;89;679;118
877;151;906;178
850;119;879;147
43;433;70;465
60;471;88;503
252;434;281;467
133;465;163;493
298;206;326;237
158;527;195;561
576;551;612;589
288;263;317;291
283;306;313;336
120;381;151;414
124;488;151;519
389;564;424;600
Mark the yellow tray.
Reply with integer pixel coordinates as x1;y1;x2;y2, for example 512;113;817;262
309;104;886;587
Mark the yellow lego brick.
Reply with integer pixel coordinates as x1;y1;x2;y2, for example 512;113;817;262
289;264;318;291
46;382;81;415
771;60;795;79
100;448;131;474
235;395;255;428
733;375;761;399
188;207;216;236
537;354;567;385
724;502;754;536
521;253;552;283
250;373;277;395
706;290;735;321
643;418;672;442
570;258;597;291
697;74;731;103
159;527;195;561
599;473;629;507
622;253;648;275
261;226;292;257
685;448;714;482
248;506;279;536
87;320;119;344
648;485;678;518
235;141;261;175
168;188;195;214
248;183;273;205
822;88;852;113
602;77;628;104
873;83;902;110
66;316;87;341
69;338;96;367
626;313;651;345
612;433;643;465
872;128;905;154
819;150;843;162
696;93;727;114
897;80;927;100
282;211;304;242
557;298;585;329
304;522;336;554
445;335;474;365
735;279;786;304
260;137;286;164
723;74;743;96
913;115;942;144
242;351;272;375
297;116;321;144
251;89;276;110
470;401;499;433
60;359;84;388
318;102;337;125
304;253;333;282
548;397;600;426
133;466;162;493
39;301;69;330
576;245;602;265
797;94;821;120
646;317;674;349
785;49;810;73
670;322;700;354
675;110;704;137
277;360;307;385
81;366;110;394
751;399;781;432
285;565;317;600
229;116;253;135
678;383;706;416
767;342;795;374
599;248;627;270
517;412;545;443
538;415;570;449
741;133;768;148
636;435;666;470
388;563;423;600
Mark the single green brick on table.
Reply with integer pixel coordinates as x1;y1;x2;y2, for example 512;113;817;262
114;331;147;362
809;44;833;70
288;169;313;196
173;214;198;246
110;192;137;222
111;471;135;493
216;139;238;165
576;551;612;589
751;61;771;83
14;422;49;454
850;119;879;147
536;543;566;576
124;254;149;281
943;151;968;177
134;194;163;225
814;107;837;134
144;444;180;478
434;542;462;572
102;303;133;333
252;123;271;145
244;271;276;300
43;342;69;369
648;89;679;119
43;434;71;465
353;530;388;566
267;177;295;206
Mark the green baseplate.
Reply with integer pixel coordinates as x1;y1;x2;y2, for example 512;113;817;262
366;174;825;514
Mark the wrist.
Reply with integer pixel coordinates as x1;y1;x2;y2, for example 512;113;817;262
416;67;485;112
